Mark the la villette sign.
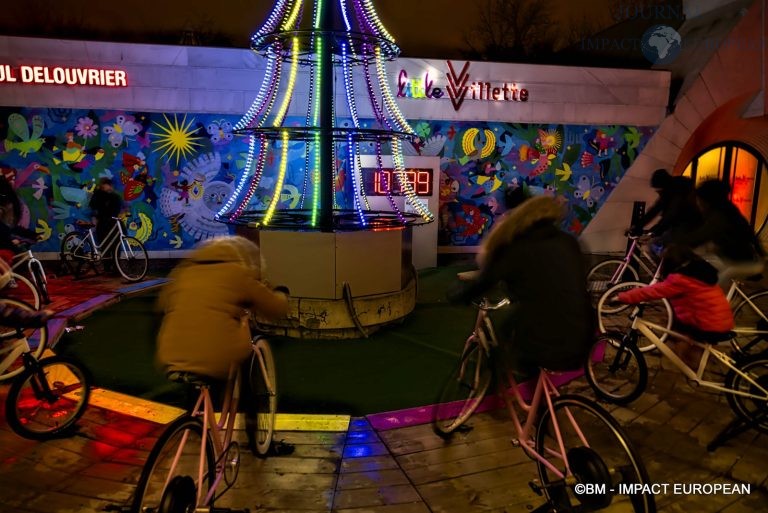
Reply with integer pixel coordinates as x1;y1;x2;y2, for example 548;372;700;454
397;61;529;111
0;64;127;87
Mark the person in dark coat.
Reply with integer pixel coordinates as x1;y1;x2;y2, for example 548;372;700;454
448;195;595;378
679;179;765;289
88;177;123;260
631;169;701;249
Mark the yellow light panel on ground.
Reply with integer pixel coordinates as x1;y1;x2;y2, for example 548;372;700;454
88;387;351;431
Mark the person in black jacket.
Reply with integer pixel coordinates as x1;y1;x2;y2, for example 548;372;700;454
679;179;765;289
631;169;701;251
448;195;595;379
88;177;123;263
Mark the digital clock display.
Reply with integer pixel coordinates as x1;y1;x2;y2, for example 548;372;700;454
361;168;433;196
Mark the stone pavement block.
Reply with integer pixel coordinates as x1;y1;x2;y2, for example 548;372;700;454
57;473;135;502
689;415;750;447
729;443;768;488
16;490;112;513
640;399;678;425
80;461;143;484
610;405;643;424
625;392;665;418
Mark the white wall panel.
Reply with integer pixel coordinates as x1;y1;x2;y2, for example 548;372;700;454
0;35;670;128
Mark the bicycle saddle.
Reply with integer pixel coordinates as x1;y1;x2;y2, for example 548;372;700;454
166;371;217;386
75;220;96;228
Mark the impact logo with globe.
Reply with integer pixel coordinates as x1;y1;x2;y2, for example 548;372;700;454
641;25;682;65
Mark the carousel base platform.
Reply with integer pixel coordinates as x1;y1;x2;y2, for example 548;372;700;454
242;228;417;339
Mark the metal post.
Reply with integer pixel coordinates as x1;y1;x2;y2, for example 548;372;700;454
318;0;334;232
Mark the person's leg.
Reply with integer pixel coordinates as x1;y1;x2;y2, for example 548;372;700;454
669;320;705;369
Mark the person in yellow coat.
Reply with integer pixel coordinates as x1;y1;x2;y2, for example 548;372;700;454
156;235;289;381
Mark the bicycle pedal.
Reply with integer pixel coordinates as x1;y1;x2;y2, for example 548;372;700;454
454;424;473;434
529;479;544;496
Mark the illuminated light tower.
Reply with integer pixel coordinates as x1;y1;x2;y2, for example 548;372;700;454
217;0;433;231
219;0;435;338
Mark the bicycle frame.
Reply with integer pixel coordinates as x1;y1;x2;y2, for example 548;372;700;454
12;250;42;276
609;236;661;284
629;314;768;401
80;217;126;258
166;364;240;508
0;336;31;378
725;281;768;338
470;301;588;479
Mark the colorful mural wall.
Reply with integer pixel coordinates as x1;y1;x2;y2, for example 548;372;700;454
0;106;652;254
404;121;653;246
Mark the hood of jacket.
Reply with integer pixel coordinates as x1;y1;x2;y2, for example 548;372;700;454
481;196;564;258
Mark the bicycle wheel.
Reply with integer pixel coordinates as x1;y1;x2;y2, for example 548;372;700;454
246;337;277;457
725;356;768;434
585;332;648;405
535;394;656;513
114;236;148;282
60;231;93;278
597;281;672;352
132;416;216;513
587;259;639;309
3;272;41;310
5;355;90;440
432;338;493;437
0;299;49;381
30;260;51;304
731;291;768;357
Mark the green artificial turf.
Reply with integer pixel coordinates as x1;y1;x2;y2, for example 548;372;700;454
56;264;481;416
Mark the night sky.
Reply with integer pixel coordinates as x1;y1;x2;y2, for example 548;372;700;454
0;0;614;59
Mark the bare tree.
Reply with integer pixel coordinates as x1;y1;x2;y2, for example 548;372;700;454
463;0;556;62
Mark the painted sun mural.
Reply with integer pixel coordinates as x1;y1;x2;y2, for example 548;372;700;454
0;106;652;253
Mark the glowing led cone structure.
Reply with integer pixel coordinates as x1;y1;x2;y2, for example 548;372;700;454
217;0;433;232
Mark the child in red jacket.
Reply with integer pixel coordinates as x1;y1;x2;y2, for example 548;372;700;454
614;243;733;366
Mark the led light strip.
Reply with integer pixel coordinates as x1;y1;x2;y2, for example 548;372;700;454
253;0;291;41
217;134;257;219
264;131;290;225
235;54;276;131
340;41;365;220
273;37;300;126
224;41;283;219
232;136;270;219
372;46;430;221
339;0;352;30
355;146;370;210
376;143;404;222
347;133;365;225
361;0;395;42
393;138;432;220
257;42;285;129
282;0;303;30
349;0;375;36
362;56;391;129
309;27;326;226
301;38;318;209
375;46;412;134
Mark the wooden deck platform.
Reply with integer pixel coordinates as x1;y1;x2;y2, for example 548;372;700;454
1;272;766;512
